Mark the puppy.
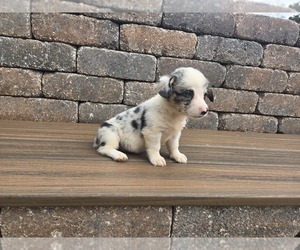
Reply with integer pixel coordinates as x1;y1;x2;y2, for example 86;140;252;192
93;67;214;166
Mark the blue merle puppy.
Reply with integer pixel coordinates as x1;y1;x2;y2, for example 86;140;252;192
93;67;214;167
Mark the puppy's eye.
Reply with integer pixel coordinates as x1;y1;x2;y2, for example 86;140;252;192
178;90;194;99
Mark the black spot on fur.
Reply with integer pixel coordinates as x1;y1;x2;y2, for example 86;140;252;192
95;137;100;146
131;120;138;130
117;116;123;121
141;110;147;130
134;107;140;113
100;141;106;147
101;122;113;128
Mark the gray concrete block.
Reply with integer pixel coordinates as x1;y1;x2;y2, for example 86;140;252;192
1;206;172;237
43;73;124;103
0;37;76;72
172;206;300;237
77;47;156;82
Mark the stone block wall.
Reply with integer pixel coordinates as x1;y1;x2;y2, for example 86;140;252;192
1;206;300;237
0;13;300;134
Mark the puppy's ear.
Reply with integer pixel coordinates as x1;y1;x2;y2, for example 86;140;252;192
205;89;214;102
158;75;177;99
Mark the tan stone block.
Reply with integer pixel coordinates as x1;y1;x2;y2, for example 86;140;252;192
225;65;288;93
158;57;226;87
0;37;76;72
0;13;31;38
286;73;300;95
262;45;300;72
258;93;300;117
43;73;124;103
219;114;278;133
187;112;218;130
0;67;42;97
196;35;263;66
235;14;299;45
77;47;156;82
0;96;78;122
163;13;235;37
32;13;119;48
124;81;158;106
279;118;300;134
209;88;259;113
87;12;162;26
120;24;197;58
79;103;128;123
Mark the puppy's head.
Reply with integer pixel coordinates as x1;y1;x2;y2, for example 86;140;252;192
159;67;214;118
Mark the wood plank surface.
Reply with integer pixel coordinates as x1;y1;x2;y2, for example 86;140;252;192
0;120;300;206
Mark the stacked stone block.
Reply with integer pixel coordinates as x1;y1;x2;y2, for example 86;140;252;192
0;12;299;134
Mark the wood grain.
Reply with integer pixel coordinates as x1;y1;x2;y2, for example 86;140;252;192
0;120;300;206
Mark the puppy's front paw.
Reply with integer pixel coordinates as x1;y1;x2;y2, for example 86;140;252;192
113;151;128;162
149;155;166;167
171;153;187;164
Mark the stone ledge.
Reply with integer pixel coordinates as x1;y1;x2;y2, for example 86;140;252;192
1;206;299;237
0;207;172;237
173;206;300;237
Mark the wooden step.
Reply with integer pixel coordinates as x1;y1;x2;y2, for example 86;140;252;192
0;120;299;207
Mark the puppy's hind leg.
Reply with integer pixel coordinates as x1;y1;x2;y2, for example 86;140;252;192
95;128;128;162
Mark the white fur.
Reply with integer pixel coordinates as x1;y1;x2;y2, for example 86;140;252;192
94;67;212;167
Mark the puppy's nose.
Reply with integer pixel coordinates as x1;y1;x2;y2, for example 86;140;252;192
200;107;208;116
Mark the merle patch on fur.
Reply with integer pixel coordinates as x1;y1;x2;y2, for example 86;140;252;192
131;120;139;130
101;122;113;128
95;137;100;146
134;107;141;113
141;110;147;130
